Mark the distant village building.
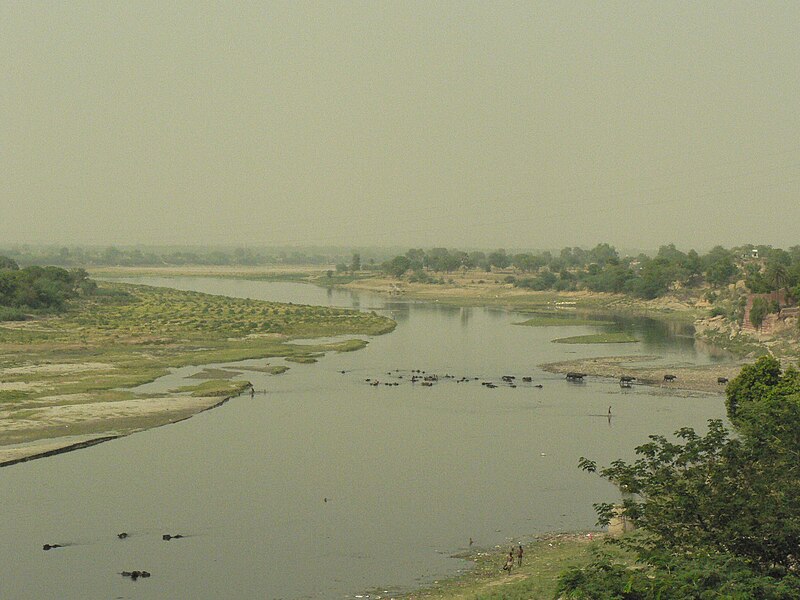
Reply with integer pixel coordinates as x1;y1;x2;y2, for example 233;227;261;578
740;248;759;261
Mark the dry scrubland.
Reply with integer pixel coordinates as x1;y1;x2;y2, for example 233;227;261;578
0;282;395;465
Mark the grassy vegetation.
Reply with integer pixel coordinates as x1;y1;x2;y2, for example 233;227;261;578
553;332;639;344
514;315;614;327
172;379;252;397
92;267;377;287
0;306;27;321
185;368;244;380
0;281;395;451
286;356;319;364
395;534;629;600
88;268;316;281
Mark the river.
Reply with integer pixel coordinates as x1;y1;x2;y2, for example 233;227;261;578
0;278;729;599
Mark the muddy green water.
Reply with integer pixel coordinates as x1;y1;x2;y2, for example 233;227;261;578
0;279;729;599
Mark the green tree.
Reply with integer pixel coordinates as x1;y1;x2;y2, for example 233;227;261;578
588;243;619;266
487;249;510;269
561;358;800;598
749;296;769;331
350;252;361;273
724;355;799;427
703;246;738;287
382;256;411;278
765;261;790;306
0;255;19;270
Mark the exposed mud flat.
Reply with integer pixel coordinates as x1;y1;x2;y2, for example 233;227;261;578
540;355;743;394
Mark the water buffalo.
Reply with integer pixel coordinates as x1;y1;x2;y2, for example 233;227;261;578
121;570;151;580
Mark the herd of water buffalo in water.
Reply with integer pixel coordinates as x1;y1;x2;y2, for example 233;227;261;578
355;369;731;390
42;532;188;581
360;369;545;389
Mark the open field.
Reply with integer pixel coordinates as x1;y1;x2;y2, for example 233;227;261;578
0;282;395;464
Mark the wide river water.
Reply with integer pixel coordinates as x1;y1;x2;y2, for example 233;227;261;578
0;278;730;599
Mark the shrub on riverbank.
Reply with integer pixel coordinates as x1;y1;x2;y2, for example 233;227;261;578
562;356;800;598
0;261;95;316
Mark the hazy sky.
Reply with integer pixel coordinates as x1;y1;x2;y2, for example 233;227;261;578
2;1;799;251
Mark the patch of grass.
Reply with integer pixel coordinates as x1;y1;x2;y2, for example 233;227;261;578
324;338;368;352
171;379;252;397
239;365;290;375
515;316;614;327
553;332;639;344
185;368;243;380
0;390;34;403
285;356;318;364
0;306;28;321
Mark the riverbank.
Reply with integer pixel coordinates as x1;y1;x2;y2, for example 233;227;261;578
344;274;705;321
387;532;616;600
0;281;395;465
87;266;704;320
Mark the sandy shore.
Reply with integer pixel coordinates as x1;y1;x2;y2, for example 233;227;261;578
343;274;705;317
0;391;243;467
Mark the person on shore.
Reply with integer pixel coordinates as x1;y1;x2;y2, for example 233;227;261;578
503;550;514;573
517;543;523;566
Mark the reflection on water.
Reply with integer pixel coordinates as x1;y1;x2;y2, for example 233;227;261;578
0;278;728;600
460;306;472;327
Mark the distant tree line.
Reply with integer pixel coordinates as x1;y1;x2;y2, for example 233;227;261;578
0;246;392;270
0;256;95;320
381;244;800;300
